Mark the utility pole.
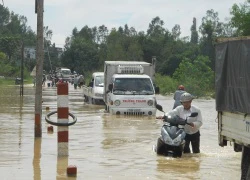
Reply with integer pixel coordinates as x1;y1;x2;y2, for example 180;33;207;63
20;42;24;96
35;0;44;137
152;56;156;82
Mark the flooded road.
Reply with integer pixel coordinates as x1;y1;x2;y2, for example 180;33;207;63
0;84;241;179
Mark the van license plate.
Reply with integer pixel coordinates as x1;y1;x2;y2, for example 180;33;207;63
128;109;140;112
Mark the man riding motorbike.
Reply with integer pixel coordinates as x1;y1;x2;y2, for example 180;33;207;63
157;92;203;153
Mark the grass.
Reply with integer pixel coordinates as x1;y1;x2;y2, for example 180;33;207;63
0;77;33;86
0;78;16;85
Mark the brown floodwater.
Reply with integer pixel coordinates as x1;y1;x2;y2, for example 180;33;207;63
0;83;241;179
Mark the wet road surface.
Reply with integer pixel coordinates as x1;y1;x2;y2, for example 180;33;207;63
0;84;241;179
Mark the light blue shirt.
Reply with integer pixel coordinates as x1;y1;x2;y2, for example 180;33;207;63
173;90;186;109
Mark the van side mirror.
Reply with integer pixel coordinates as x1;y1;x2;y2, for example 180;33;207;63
89;81;93;87
108;83;113;91
155;86;160;94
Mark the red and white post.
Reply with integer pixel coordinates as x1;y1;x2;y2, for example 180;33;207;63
57;83;69;156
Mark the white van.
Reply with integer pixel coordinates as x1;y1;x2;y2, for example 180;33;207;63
104;61;159;116
82;72;105;105
56;67;72;82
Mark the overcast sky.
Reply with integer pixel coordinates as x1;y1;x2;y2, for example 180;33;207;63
3;0;246;48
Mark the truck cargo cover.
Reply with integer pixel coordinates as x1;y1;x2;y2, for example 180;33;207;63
215;39;250;114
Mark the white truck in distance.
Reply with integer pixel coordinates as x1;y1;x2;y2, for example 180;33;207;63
55;67;72;82
83;72;105;105
104;60;159;116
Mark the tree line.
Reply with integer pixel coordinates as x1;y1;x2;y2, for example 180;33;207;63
0;1;250;95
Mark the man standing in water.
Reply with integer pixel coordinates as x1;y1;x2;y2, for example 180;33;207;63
167;92;203;153
173;85;186;109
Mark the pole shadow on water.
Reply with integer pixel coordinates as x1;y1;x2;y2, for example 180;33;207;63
33;138;41;180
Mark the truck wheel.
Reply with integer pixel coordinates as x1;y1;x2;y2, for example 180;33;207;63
242;146;250;180
84;95;88;102
247;166;250;180
234;143;242;152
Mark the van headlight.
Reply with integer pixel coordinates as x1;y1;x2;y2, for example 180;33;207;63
147;100;154;106
114;100;121;106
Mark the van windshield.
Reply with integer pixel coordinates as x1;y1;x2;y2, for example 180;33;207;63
62;70;71;75
113;78;154;95
95;76;104;87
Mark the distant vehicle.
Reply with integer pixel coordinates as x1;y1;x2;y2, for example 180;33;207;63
83;72;105;105
55;67;72;82
15;77;22;85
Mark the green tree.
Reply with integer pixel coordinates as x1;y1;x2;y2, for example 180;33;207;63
126;38;143;61
106;29;126;61
172;24;181;40
61;37;99;75
230;1;250;36
173;56;214;96
190;17;198;44
97;25;108;44
199;9;224;70
147;16;166;37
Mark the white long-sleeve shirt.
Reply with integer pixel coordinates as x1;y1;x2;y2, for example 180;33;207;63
167;105;203;135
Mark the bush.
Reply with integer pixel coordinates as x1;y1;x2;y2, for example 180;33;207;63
155;73;177;95
173;56;214;97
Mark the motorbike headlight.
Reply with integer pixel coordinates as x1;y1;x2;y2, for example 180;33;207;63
147;99;154;106
163;134;172;144
162;128;173;144
173;134;182;145
114;100;120;106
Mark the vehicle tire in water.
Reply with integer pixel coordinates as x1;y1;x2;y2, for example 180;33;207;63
174;149;183;158
156;137;165;155
84;95;88;102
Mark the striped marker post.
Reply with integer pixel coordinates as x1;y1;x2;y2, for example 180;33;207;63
57;82;69;156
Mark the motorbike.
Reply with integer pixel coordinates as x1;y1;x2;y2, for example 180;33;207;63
155;104;198;157
15;77;22;85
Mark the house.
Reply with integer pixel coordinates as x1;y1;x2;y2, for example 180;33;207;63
24;46;64;59
24;46;36;59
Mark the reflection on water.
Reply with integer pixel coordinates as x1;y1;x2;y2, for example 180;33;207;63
0;84;241;179
33;138;41;180
156;156;201;179
57;157;69;180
